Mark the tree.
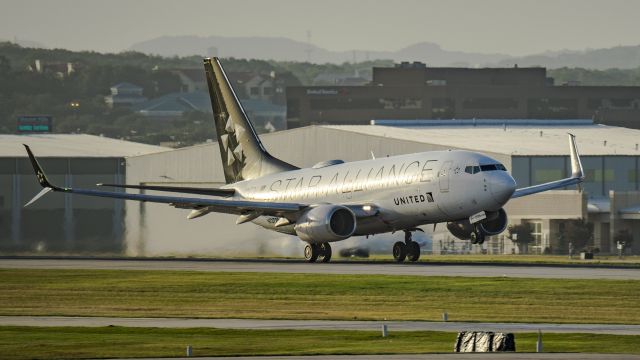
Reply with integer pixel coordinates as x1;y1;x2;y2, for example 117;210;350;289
562;220;593;252
507;223;535;254
0;55;10;74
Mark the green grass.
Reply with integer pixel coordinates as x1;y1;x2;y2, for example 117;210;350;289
419;254;640;267
1;326;639;359
1;269;639;324
344;254;640;267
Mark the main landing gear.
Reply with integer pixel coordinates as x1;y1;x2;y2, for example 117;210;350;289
393;230;421;263
469;225;486;245
304;242;332;263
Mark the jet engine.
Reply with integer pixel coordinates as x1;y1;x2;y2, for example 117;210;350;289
294;205;356;243
446;208;508;240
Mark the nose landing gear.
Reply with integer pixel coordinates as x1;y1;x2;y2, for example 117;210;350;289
304;242;332;263
393;230;421;263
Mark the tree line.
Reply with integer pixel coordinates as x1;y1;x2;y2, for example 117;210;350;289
2;42;640;146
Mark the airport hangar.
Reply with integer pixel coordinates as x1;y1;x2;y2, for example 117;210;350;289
124;120;640;257
0;134;167;253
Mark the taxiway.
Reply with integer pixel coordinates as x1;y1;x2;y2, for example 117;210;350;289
1;258;639;280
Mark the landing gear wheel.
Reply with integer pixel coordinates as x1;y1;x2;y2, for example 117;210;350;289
407;241;421;262
470;231;478;244
319;242;332;263
393;242;407;262
476;232;486;245
304;243;319;263
470;228;486;245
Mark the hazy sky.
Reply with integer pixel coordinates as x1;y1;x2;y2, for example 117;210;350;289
1;0;638;56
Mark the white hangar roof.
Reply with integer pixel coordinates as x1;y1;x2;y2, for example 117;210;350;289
326;124;640;156
0;134;169;158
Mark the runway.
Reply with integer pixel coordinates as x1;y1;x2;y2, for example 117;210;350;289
1;258;639;280
103;355;640;360
3;316;640;335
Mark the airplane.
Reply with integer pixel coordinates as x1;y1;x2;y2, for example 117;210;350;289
23;57;585;263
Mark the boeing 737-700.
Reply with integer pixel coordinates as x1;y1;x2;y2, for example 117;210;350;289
23;57;585;262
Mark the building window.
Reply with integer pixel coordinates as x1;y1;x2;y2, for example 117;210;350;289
462;97;518;109
379;98;422;110
431;98;455;118
604;169;614;182
310;98;383;110
609;98;635;108
587;98;605;110
426;80;447;86
527;98;578;119
585;169;614;182
533;169;563;184
527;221;543;255
250;87;260;96
588;98;639;110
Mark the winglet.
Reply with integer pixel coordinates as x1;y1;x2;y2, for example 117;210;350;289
23;144;62;206
567;133;584;180
24;187;53;207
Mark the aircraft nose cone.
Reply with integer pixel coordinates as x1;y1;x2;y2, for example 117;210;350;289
490;173;516;205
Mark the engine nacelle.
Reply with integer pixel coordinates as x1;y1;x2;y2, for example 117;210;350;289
446;208;508;240
294;205;356;243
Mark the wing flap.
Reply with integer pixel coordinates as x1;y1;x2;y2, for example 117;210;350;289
66;187;302;215
97;183;235;197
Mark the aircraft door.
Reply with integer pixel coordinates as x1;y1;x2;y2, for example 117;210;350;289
438;161;452;192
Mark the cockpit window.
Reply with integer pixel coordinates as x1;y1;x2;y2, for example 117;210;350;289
465;165;481;174
480;163;507;172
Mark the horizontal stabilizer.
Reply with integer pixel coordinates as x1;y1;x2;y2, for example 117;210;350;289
97;183;235;197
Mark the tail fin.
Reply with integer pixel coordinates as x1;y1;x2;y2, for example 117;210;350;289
204;57;297;184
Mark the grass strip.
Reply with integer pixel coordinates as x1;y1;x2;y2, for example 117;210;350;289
415;254;640;267
0;269;639;324
1;326;640;359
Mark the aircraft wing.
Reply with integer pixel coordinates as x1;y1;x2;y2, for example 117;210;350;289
97;183;235;197
22;145;305;218
511;134;584;198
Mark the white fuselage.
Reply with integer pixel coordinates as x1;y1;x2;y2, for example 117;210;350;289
227;150;516;239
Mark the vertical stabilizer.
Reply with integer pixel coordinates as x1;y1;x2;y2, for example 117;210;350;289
204;58;297;184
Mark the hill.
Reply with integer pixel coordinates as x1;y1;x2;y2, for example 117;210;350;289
130;35;640;69
129;35;509;66
495;44;640;70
